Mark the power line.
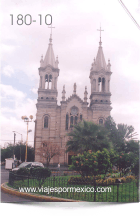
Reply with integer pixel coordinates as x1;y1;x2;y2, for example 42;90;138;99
118;0;140;30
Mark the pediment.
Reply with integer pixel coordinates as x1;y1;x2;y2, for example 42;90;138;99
65;94;84;114
66;94;84;104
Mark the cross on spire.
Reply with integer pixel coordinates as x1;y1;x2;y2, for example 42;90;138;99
97;25;104;46
48;24;55;44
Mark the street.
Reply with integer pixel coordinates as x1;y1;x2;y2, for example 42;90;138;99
1;165;35;203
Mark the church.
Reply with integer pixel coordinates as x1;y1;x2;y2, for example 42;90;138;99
34;28;112;166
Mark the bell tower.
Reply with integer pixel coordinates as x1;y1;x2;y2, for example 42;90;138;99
35;28;60;163
37;31;59;106
89;27;112;124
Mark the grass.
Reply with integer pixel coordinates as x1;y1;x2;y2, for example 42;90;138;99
9;175;139;202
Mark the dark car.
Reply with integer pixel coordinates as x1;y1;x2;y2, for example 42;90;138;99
12;161;44;172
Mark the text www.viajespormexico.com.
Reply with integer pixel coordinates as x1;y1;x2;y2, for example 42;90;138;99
19;186;111;194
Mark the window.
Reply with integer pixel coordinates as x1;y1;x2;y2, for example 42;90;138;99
66;108;82;130
98;77;105;92
93;79;96;91
98;77;101;92
75;116;78;125
102;77;105;92
70;116;73;128
99;119;103;125
44;116;49;128
66;114;69;130
45;74;52;89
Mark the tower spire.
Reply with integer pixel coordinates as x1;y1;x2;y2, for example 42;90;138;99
48;24;55;44
84;86;88;103
43;25;56;68
94;26;107;71
97;25;104;47
73;83;77;95
62;85;66;101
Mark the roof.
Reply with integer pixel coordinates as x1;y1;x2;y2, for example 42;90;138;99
66;94;84;104
95;41;107;71
43;34;56;68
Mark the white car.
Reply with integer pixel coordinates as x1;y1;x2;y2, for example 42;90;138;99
12;162;44;172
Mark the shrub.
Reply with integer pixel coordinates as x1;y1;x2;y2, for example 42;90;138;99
31;167;51;187
68;175;136;186
69;149;112;177
31;167;51;179
125;175;135;183
16;167;30;176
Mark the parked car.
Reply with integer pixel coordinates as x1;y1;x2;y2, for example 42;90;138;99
12;162;44;173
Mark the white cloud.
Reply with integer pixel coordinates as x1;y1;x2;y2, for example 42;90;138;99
2;65;15;77
1;84;26;100
0;98;37;147
30;88;38;94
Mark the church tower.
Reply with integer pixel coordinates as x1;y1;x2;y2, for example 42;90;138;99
38;33;59;102
89;27;112;124
34;32;60;162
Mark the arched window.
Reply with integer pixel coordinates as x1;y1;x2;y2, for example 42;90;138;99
66;114;69;130
70;116;73;128
49;75;52;89
99;118;103;125
44;116;49;128
75;116;78;125
45;74;52;89
98;77;101;92
45;74;48;89
93;79;96;91
102;78;105;92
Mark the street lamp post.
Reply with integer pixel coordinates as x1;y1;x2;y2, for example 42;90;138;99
13;132;16;159
21;115;33;162
12;131;23;161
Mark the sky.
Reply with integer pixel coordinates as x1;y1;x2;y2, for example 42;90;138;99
0;0;140;148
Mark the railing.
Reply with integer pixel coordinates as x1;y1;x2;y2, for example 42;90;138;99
8;172;139;202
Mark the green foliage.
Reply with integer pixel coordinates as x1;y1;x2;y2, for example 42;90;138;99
104;116;139;174
31;167;51;187
69;151;98;177
68;175;136;185
97;148;112;174
66;120;112;154
1;142;34;162
16;167;30;176
131;157;139;176
104;116;138;152
31;167;51;178
69;149;112;177
110;150;139;175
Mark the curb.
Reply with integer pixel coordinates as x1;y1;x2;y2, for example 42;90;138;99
1;183;82;202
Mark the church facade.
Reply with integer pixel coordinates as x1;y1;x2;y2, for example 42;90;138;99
34;31;112;166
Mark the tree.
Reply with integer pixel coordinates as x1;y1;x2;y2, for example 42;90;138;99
104;116;138;152
69;148;112;177
1;142;34;162
66;120;112;154
97;148;112;175
37;141;62;167
69;151;98;177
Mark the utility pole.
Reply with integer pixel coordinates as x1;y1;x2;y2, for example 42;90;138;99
13;132;16;159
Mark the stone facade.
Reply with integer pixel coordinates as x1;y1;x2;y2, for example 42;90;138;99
34;33;112;166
